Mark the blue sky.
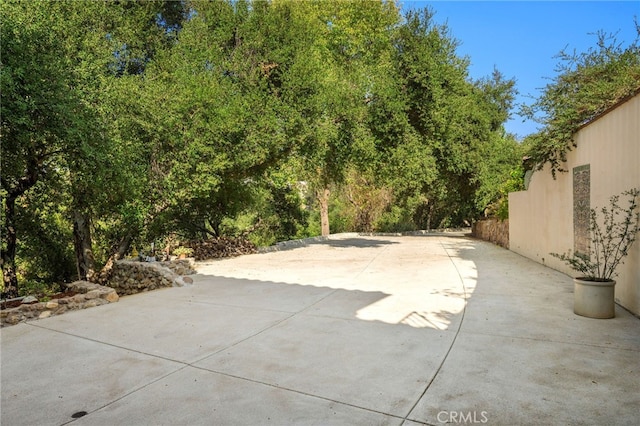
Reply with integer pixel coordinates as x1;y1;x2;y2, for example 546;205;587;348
400;1;639;139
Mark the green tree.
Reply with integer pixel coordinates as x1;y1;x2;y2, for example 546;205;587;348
116;0;309;242
1;2;95;296
522;27;640;176
1;1;183;294
391;9;517;228
13;180;76;289
475;133;524;219
292;0;401;235
61;1;186;279
1;0;525;298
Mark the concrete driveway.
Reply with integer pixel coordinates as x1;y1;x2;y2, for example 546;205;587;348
1;233;639;425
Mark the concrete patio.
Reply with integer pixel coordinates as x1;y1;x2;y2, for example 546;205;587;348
1;233;638;425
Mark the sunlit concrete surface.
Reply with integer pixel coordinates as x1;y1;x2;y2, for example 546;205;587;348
1;233;638;425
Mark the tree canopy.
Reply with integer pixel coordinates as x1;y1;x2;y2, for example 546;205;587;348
522;27;640;176
1;0;521;298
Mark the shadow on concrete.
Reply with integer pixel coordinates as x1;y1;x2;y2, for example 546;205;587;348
180;273;393;320
187;270;461;333
5;235;638;426
407;238;640;426
398;310;460;329
260;235;402;254
310;238;399;248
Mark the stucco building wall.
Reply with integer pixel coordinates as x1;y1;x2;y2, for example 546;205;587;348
509;93;640;315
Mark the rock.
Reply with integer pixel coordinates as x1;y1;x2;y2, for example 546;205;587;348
7;314;22;325
68;281;98;293
22;296;38;304
472;218;509;249
45;301;59;309
173;275;194;287
19;303;36;312
104;291;119;303
84;290;100;300
38;311;52;319
187;236;257;261
53;306;67;315
72;294;86;303
107;259;195;296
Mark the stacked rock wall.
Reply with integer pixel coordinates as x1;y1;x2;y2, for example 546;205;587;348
1;260;196;327
107;259;196;296
158;259;197;276
472;218;509;249
1;281;119;327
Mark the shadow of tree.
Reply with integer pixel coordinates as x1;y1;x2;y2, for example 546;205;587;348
311;238;399;248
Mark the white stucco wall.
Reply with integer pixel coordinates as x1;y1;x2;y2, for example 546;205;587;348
509;93;640;315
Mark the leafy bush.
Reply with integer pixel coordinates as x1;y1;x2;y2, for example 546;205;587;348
172;246;193;257
523;29;640;176
375;205;416;233
494;166;526;220
551;189;639;281
14;185;76;286
18;278;60;301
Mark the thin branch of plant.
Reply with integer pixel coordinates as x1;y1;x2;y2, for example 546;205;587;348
551;188;639;281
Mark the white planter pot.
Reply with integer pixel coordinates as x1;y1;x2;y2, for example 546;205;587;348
573;277;616;319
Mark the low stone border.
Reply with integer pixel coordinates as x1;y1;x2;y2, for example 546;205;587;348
159;259;197;276
0;281;119;327
108;259;196;296
358;228;472;237
257;229;472;254
472;219;509;248
258;236;329;253
1;260;197;327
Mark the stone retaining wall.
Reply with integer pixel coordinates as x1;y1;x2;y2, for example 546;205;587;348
472;218;509;249
1;260;197;327
107;259;196;296
1;281;119;327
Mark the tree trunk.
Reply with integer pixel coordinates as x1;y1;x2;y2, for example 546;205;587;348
96;233;132;284
317;187;331;237
73;210;95;281
1;195;19;299
1;165;40;299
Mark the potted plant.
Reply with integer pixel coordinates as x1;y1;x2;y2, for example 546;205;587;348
551;188;639;318
173;246;193;260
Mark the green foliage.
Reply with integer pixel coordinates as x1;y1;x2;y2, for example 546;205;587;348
14;183;77;285
523;28;640;176
262;178;310;242
551;189;640;281
340;170;393;233
3;0;523;293
172;246;193;257
327;198;353;235
390;9;518;227
222;174;310;248
17;279;59;301
493;166;526;220
375;206;417;233
472;129;526;221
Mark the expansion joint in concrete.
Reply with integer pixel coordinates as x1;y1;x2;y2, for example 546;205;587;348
403;237;469;422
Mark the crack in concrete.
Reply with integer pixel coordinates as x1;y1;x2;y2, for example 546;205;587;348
402;236;469;423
